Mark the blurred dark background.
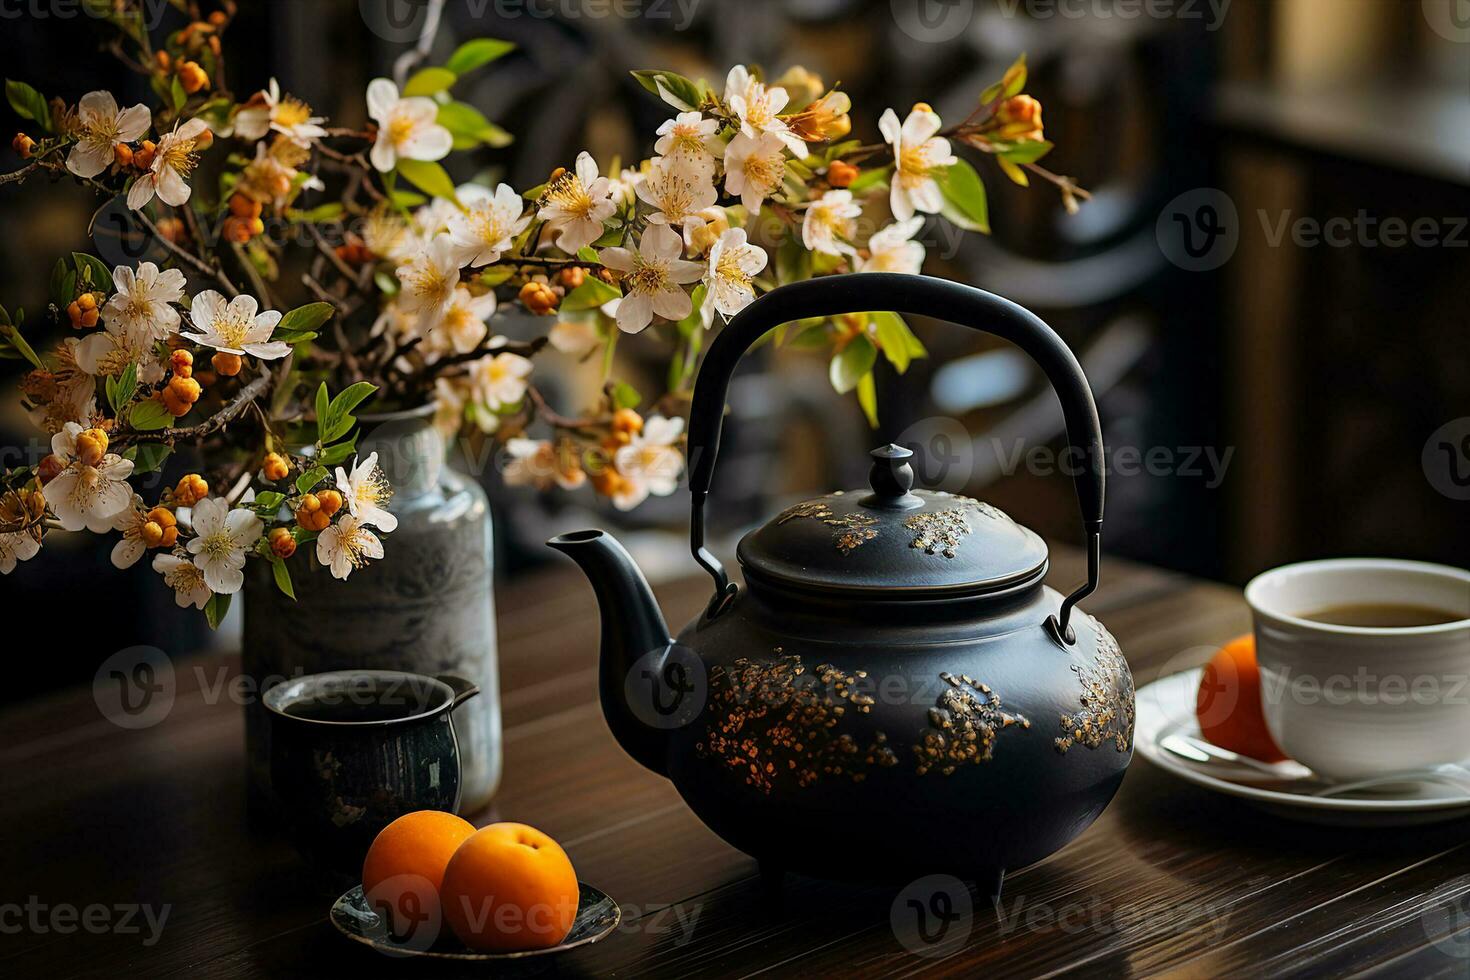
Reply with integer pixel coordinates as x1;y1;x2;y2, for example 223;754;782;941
1;0;1466;694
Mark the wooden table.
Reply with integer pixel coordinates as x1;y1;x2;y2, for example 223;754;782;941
3;547;1468;978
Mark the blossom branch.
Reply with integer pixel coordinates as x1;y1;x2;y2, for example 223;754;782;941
118;372;272;446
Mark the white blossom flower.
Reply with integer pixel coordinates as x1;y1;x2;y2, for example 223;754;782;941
702;227;767;319
335;452;397;533
653;112;724;176
432;377;467;436
435;285;496;354
152;553;211;609
802;189;862;257
366;78;452;172
46;422;135;532
613;415;685;510
447;182;531;268
185;496;262;595
395;234;462;330
75;319;168;385
182;291;290;360
503;438;586;491
606;165;645;208
537;152;617;255
103;262;186;342
361;206;413;263
548;317;600;357
470;351;532;411
723;65;806;157
66;90;151;179
597;224;704;334
637;156;717;232
25;339;96;432
109;495;152;569
857;217;927;274
127;117;210;210
0;530;40;575
316;515;384;581
233;78;327;146
723;131;788;215
879;105;956;221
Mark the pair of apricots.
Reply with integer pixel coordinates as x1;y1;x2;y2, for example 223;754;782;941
362;814;579;953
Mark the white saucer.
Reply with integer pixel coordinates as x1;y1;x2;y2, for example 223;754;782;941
1135;669;1470;827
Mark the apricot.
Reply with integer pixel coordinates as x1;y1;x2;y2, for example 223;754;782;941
440;822;578;953
1196;633;1289;763
362;810;476;942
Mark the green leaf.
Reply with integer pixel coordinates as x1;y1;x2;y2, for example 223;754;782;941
291;527;318;546
676;284;707;337
5;79;51;131
478;266;514;288
314;383;330;443
437;101;513;149
997;157;1029;187
323;382;377;443
576;246;599;262
629;70;704;111
846;164;891;193
72;253;115;294
271;558;296;600
289;202;346;223
122;442;172;474
856;372;879;428
402;67;457;98
204;591;231;630
396;159;459;203
251;490;287;516
170;75;187;112
610;381;641;410
0;320;43;369
997;140;1053;165
872;311;918;374
776;234;811;286
129;399;173;431
318;435;358;467
561;277;620;311
106;362;138;413
278;302;335;339
786;319;831;350
938;159;990;233
389;188;427;208
1003;54;1027;98
49;258;76;309
445;38;514;75
829;334;877;394
296;465;328;494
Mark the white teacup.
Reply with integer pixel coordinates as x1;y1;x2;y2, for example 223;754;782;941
1245;559;1470;782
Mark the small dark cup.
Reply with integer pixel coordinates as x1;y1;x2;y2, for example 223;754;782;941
263;669;479;876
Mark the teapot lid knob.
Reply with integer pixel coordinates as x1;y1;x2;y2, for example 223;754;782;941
864;444;923;509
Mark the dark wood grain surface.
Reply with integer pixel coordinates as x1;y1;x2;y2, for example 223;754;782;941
2;547;1467;978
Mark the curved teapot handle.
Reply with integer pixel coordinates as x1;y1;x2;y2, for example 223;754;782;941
687;272;1104;644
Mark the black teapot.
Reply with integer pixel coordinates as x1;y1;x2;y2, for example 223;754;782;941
550;273;1132;900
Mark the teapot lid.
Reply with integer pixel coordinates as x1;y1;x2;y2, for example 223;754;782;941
736;445;1049;600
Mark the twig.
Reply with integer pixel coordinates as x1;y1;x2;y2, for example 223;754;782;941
0;162;39;187
527;385;601;430
230;241;275;307
119;373;272;446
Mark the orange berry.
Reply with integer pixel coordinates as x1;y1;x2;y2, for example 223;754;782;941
141;521;165;547
170;349;194;378
154;50;171;71
268;527;296;559
262;453;290;482
11;133;34;158
174;474;209;507
113;143;133;168
79;308;99;328
178;61;209;94
295;494;330;532
146;506;177;529
611;408;643;437
211;351;242;377
222;216;252;244
194;128;214;151
37;454;65;484
827;159;859;188
316;489;343;517
591;468;629;498
168;375;202;404
133;140;156;170
518;280;559;315
75;427;109;467
228;192;259;218
77;292;97;312
155;217;186;243
162;389;192;417
67;301;84;329
1196;634;1289;763
208;10;227;27
558;266;586;289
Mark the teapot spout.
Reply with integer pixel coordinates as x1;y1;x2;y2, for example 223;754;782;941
547;530;674;777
